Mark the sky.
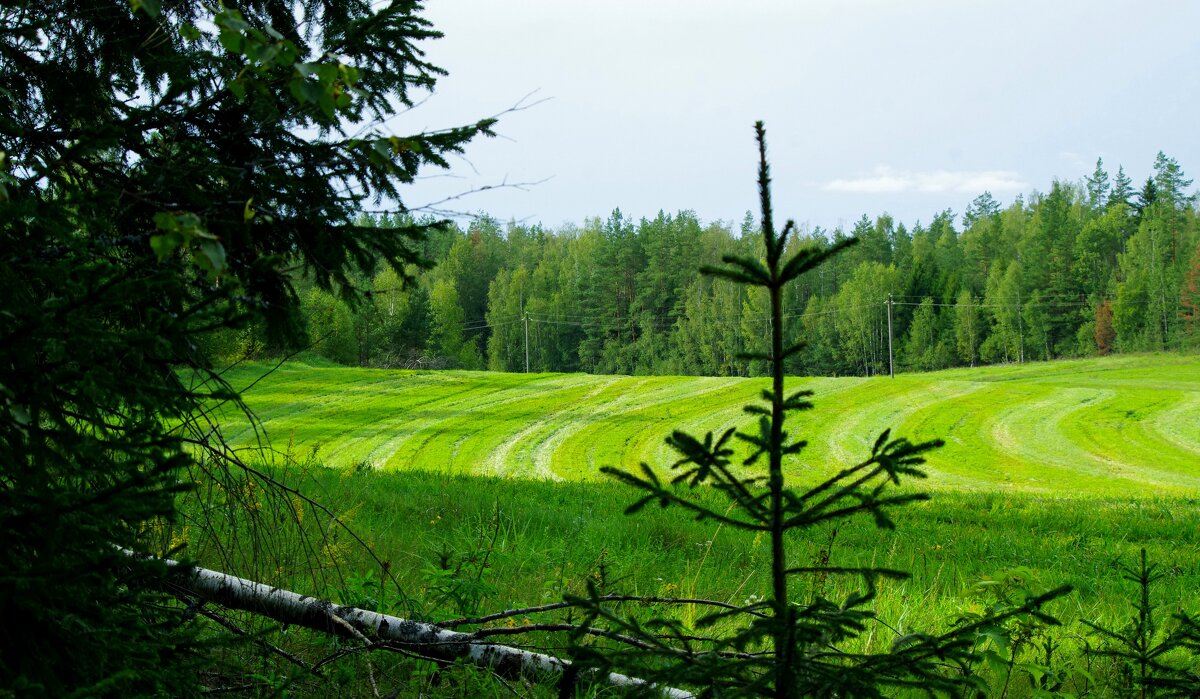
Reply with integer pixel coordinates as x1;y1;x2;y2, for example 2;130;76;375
390;0;1200;232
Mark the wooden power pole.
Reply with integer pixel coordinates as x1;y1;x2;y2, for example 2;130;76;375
887;293;895;379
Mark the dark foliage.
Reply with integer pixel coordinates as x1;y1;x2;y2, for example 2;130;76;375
0;1;488;694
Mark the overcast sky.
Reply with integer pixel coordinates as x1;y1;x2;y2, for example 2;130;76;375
391;1;1200;232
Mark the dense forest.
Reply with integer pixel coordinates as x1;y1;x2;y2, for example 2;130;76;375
220;154;1200;377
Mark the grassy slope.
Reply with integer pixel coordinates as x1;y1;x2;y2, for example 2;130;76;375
189;355;1200;694
214;353;1200;497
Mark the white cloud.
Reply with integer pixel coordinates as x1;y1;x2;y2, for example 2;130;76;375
824;166;1027;194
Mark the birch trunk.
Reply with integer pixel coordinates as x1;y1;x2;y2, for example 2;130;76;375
160;556;692;698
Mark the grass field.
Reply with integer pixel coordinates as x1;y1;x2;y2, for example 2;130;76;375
189;354;1200;695
181;466;1200;697
212;353;1200;497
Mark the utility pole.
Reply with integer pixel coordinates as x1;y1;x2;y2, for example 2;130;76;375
886;293;894;379
523;313;530;374
1016;287;1025;364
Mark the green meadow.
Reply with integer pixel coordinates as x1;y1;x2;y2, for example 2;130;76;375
190;353;1200;695
214;353;1200;497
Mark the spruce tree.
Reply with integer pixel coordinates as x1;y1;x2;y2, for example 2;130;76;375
0;1;490;693
567;123;1067;698
1086;157;1111;213
1109;165;1134;211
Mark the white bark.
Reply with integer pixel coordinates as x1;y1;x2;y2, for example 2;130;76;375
161;556;692;698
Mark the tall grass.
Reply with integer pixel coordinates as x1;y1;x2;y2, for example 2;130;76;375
181;464;1200;695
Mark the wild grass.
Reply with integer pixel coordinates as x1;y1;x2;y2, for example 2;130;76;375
180;465;1200;696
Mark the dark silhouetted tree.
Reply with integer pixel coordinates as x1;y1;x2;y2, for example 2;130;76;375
0;1;491;694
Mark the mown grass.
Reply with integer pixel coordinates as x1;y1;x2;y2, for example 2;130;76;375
212;353;1200;497
191;353;1200;695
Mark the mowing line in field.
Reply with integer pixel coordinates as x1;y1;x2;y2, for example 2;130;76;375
212;356;1200;498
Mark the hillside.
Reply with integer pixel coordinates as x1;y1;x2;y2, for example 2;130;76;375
214;353;1200;497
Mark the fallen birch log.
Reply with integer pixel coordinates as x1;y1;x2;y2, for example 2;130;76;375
162;557;693;698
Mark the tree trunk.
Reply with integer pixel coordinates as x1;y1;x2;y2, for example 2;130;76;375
156;556;692;698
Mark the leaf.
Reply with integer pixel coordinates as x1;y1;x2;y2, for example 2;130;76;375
194;240;227;280
130;0;161;18
638;462;661;487
298;80;324;105
149;233;179;261
228;79;247;102
315;62;338;85
218;29;245;54
243;198;255;222
178;24;202;41
718;254;772;283
979;626;1009;653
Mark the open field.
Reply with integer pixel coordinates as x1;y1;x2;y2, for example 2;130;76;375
187;354;1200;695
212;353;1200;497
181;466;1200;697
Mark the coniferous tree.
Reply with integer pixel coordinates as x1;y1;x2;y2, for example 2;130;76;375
568;123;1067;698
1086;158;1111;213
264;150;1200;376
0;0;493;694
1109;165;1135;211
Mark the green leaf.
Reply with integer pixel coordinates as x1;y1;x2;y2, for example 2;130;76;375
149;233;179;261
178;24;202;41
243;198;255;222
315;62;338;85
299;80;324;105
318;92;335;119
218;29;245;54
246;42;280;66
194;240;227;280
130;0;161;18
228;79;247;102
979;627;1009;653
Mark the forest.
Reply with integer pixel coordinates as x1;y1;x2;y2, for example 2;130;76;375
259;155;1200;377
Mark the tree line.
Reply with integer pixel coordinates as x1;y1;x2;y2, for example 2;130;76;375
219;153;1200;377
